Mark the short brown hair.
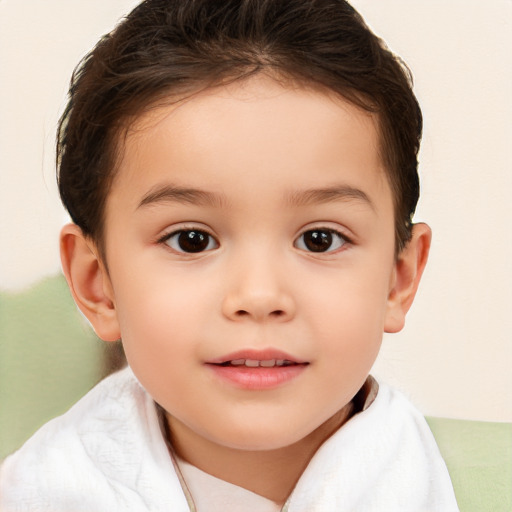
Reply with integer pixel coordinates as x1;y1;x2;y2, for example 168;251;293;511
57;0;422;254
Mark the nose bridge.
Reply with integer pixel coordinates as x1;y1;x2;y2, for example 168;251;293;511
222;242;295;322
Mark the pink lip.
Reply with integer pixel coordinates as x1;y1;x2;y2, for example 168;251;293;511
206;348;309;390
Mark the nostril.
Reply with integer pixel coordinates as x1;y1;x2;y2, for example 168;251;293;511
233;309;286;319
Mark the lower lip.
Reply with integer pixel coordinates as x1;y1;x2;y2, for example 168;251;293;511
207;364;307;390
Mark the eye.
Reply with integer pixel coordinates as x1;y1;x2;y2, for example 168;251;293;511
295;228;348;253
163;229;218;253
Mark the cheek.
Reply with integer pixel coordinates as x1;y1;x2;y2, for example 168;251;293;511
303;268;391;361
112;278;208;407
115;255;212;322
307;262;392;323
111;269;207;362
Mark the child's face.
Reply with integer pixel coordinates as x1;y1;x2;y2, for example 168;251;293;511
99;76;400;450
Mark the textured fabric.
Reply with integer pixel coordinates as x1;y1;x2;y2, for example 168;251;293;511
283;384;460;512
0;368;190;512
0;367;459;511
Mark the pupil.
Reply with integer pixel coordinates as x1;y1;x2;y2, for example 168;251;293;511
178;231;208;253
304;230;332;252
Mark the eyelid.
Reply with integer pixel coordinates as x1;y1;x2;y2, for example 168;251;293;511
156;222;215;241
297;222;354;242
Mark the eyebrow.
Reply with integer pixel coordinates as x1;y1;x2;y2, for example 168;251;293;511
137;184;226;209
137;183;375;211
285;185;375;211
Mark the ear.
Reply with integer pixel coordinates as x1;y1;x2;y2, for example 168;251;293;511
60;223;121;342
384;223;432;333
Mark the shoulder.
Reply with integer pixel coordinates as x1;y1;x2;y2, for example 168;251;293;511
1;367;137;451
1;367;143;461
0;368;183;511
351;380;452;478
286;378;460;511
349;380;459;510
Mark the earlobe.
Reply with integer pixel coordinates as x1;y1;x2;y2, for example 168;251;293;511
384;223;431;333
60;223;121;342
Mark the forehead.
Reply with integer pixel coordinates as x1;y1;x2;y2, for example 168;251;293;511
109;76;391;213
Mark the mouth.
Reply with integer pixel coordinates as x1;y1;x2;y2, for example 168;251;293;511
216;359;300;368
207;349;308;368
206;350;308;390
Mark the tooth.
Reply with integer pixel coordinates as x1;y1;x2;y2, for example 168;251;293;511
231;359;245;366
260;359;276;367
245;359;259;367
275;360;285;366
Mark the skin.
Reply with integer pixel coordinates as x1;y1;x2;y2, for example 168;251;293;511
61;75;431;504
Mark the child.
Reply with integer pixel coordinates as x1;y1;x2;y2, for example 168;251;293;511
0;0;459;510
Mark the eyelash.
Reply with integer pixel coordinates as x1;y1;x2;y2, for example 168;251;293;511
158;226;351;254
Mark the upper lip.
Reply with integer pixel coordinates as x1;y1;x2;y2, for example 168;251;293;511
206;349;308;366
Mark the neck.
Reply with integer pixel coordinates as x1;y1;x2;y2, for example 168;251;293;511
166;402;354;504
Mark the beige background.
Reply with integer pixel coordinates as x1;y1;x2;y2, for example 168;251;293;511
0;0;510;422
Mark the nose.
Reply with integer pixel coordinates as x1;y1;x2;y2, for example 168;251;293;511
221;253;296;323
